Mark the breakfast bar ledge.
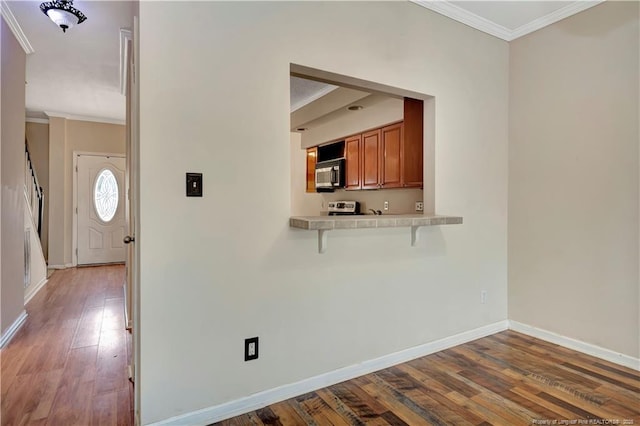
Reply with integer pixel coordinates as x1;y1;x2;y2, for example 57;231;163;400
289;214;463;253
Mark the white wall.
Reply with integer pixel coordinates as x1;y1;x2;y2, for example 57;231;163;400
508;1;639;358
290;132;321;216
1;18;26;342
139;2;509;423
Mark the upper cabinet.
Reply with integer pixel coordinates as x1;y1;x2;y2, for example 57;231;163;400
361;129;381;190
309;97;423;192
401;98;423;188
305;147;317;193
380;122;403;189
345;98;423;191
345;135;362;190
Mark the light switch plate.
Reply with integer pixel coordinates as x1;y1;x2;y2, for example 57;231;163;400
186;173;203;197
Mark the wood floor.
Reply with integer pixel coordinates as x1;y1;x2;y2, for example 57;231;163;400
2;265;639;426
1;265;133;426
217;332;640;426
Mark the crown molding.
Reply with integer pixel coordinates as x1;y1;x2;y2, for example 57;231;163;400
26;117;50;124
45;111;125;126
0;1;34;54
412;0;512;41
510;1;605;40
120;28;132;96
411;0;606;42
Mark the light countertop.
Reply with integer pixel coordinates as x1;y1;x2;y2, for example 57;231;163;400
290;214;463;230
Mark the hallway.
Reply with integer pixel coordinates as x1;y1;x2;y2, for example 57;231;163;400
1;265;133;425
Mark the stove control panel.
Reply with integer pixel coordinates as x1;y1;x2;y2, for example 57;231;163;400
327;201;360;214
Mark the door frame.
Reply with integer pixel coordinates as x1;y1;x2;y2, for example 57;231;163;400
72;151;126;267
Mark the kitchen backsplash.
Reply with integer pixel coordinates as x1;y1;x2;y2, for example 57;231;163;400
292;187;424;216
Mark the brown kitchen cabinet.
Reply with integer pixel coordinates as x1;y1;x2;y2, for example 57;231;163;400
380;122;403;188
344;135;361;190
307;97;423;191
401;98;423;188
347;121;405;190
361;129;382;189
305;147;317;193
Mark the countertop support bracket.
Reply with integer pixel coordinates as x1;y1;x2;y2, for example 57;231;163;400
318;229;328;254
411;226;420;247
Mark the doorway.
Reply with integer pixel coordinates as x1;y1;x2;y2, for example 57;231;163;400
76;154;126;265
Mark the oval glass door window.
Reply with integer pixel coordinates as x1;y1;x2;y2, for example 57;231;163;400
94;169;119;222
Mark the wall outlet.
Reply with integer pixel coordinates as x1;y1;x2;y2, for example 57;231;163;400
244;337;259;361
415;201;424;212
383;201;389;211
481;290;487;304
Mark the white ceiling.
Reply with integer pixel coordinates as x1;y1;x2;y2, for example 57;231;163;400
414;0;604;41
290;76;339;113
3;1;602;124
5;0;134;123
450;1;574;29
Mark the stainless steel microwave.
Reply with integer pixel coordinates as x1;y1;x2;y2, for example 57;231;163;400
315;158;345;192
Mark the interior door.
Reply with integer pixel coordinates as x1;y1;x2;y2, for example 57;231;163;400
77;154;126;265
124;36;134;330
129;18;141;421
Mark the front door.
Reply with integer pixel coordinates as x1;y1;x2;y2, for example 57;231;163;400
77;154;126;265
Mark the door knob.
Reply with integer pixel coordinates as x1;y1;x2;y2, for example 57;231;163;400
123;235;135;244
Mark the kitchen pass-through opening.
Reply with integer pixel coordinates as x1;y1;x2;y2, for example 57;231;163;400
289;64;435;217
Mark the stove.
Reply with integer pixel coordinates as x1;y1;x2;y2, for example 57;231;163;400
327;201;360;215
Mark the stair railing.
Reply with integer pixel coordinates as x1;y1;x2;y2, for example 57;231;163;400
24;144;44;238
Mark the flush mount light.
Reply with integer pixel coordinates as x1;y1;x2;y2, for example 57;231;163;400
40;0;87;33
347;105;363;111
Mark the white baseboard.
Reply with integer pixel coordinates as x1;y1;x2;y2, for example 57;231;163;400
509;320;640;371
24;277;48;305
0;310;28;349
48;263;74;270
150;320;509;425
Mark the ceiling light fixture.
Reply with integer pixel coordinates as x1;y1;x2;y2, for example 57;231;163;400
40;0;87;33
347;105;363;111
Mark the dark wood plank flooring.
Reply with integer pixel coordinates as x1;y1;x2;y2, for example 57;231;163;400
216;332;640;425
1;265;133;426
2;265;639;426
